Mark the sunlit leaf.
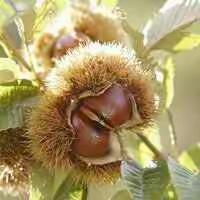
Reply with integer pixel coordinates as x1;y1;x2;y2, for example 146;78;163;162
162;185;178;200
121;159;169;200
19;9;36;42
33;0;68;36
66;188;84;200
101;0;118;7
0;58;20;83
1;17;23;49
162;57;175;109
110;190;132;200
0;69;15;83
143;0;200;51
0;80;39;130
0;43;7;57
179;143;200;171
168;158;200;200
0;1;15;27
87;181;128;200
30;163;83;200
29;163;54;200
0;79;39;107
139;125;162;166
152;31;200;53
52;169;83;200
122;20;144;57
173;33;200;52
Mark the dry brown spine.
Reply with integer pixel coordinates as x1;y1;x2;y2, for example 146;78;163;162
0;128;31;195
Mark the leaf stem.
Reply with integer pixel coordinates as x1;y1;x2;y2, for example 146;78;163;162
135;131;165;160
82;184;88;200
167;109;179;157
116;131;132;160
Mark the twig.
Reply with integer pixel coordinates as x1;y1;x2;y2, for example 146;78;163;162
135;131;165;160
82;184;88;200
167;109;179;157
116;131;133;161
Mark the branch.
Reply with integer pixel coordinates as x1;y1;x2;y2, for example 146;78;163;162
135;131;165;160
82;184;88;200
167;109;179;157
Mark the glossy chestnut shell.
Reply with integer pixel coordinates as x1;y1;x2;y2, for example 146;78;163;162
71;84;136;158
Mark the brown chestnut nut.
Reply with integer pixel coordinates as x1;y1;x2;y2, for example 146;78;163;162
82;84;132;127
71;106;110;158
52;32;89;58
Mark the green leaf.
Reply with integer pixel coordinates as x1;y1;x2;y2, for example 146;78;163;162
18;9;36;42
0;43;7;57
3;1;36;42
121;159;170;200
122;20;144;57
0;58;20;83
0;69;15;83
30;164;83;200
33;0;68;37
152;31;200;53
168;158;200;200
110;190;132;200
0;80;39;130
0;79;39;108
0;1;15;27
162;185;178;200
29;163;55;200
52;169;83;200
179;143;200;171
1;17;23;49
87;181;128;200
68;189;84;200
162;57;175;109
143;0;200;51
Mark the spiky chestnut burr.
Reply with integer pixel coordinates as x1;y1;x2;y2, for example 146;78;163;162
0;128;30;196
70;3;131;45
27;42;159;184
34;2;131;69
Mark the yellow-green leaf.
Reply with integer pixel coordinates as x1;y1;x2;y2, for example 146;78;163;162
143;0;200;50
153;32;200;53
101;0;118;7
174;34;200;52
0;58;20;83
162;57;175;109
179;143;200;172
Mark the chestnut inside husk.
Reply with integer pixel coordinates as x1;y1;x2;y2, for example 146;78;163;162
70;84;141;159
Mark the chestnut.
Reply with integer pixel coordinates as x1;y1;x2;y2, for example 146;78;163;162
52;32;89;58
71;84;135;158
82;84;132;127
71;106;110;158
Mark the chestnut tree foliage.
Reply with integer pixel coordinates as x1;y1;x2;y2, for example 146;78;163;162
0;0;200;199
